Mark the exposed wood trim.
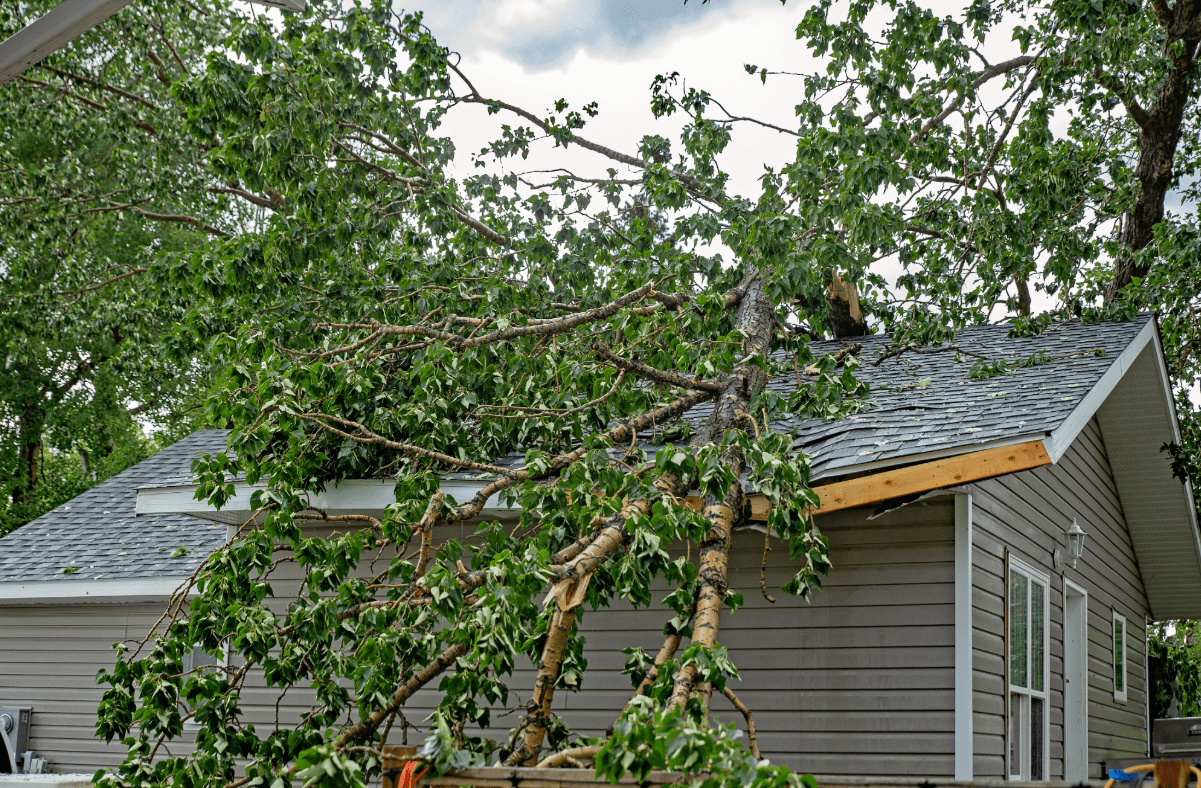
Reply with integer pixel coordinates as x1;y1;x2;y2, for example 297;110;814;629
811;431;1048;482
684;440;1050;520
810;440;1049;515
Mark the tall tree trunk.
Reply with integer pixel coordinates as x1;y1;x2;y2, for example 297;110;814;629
1106;13;1200;301
12;408;42;507
669;273;776;710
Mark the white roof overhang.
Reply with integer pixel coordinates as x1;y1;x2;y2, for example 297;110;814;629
1095;326;1201;620
0;575;190;605
135;478;519;525
0;0;302;87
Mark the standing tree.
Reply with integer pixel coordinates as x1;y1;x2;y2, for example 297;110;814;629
89;0;1201;785
0;0;276;533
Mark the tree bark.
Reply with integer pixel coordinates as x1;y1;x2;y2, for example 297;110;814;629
12;408;43;506
669;274;776;710
1106;12;1200;301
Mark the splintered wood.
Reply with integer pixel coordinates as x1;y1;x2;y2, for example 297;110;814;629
683;439;1051;520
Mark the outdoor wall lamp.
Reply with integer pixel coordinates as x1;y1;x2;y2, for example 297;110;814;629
1053;519;1088;570
1065;519;1087;568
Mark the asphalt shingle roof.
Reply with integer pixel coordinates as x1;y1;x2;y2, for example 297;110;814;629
0;315;1155;579
0;429;230;583
453;314;1153;481
771;313;1152;478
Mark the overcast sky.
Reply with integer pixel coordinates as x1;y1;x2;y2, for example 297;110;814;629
409;1;811;198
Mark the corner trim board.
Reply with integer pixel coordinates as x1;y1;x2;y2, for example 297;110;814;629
955;493;974;780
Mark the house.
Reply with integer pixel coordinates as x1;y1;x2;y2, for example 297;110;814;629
2;313;1198;781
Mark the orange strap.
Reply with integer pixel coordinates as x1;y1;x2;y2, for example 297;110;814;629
397;761;429;788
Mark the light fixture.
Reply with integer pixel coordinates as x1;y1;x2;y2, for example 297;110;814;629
1065;519;1087;569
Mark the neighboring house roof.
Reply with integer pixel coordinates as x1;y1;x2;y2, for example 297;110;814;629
0;430;229;600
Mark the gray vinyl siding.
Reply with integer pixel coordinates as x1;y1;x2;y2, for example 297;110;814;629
970;417;1149;780
2;504;956;777
0;603;170;773
396;501;958;776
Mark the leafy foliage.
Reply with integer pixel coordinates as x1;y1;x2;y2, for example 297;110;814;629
5;0;1187;781
0;0;230;533
1150;621;1201;719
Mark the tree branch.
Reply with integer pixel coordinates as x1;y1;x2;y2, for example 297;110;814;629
592;342;721;393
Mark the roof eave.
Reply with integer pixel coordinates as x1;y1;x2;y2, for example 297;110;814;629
0;576;191;605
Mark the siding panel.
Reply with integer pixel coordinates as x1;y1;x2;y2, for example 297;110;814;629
2;500;957;777
970;417;1149;780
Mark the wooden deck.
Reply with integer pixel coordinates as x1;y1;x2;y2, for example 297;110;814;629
399;767;1107;788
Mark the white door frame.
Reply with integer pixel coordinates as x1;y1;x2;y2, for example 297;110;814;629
1063;578;1089;781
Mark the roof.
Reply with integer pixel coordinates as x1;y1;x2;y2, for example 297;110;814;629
442;313;1153;481
11;314;1201;617
778;314;1153;479
0;429;230;584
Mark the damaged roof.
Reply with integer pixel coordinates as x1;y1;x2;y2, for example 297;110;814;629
0;315;1161;582
773;314;1152;479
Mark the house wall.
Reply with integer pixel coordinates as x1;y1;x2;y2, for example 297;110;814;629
0;502;957;778
397;501;959;776
969;417;1150;780
0;602;169;773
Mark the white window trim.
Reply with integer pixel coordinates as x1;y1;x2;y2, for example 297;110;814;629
1113;610;1128;703
1061;578;1090;782
1009;555;1051;781
182;641;230;729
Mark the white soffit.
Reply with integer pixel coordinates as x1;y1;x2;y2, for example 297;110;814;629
136;478;518;524
0;0;303;88
0;575;189;605
0;0;133;86
1097;327;1201;620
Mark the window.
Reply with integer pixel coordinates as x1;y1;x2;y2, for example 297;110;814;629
1113;611;1128;703
180;642;228;721
1009;558;1049;781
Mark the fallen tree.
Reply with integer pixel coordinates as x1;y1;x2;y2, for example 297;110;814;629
83;0;1201;785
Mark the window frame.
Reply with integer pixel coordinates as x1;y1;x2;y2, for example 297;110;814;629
1113;610;1128;703
181;641;230;727
1008;555;1050;781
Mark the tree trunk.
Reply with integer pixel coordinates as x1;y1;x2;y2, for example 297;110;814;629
669;273;776;709
1106;23;1200;301
11;409;42;506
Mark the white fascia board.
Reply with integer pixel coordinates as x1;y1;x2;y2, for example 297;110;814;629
0;0;134;86
0;576;190;605
1043;319;1156;463
137;478;519;521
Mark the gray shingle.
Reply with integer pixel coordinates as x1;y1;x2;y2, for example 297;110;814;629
0;430;230;583
782;315;1150;478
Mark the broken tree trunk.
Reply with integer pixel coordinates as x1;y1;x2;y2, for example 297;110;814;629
669;273;776;709
826;269;867;339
